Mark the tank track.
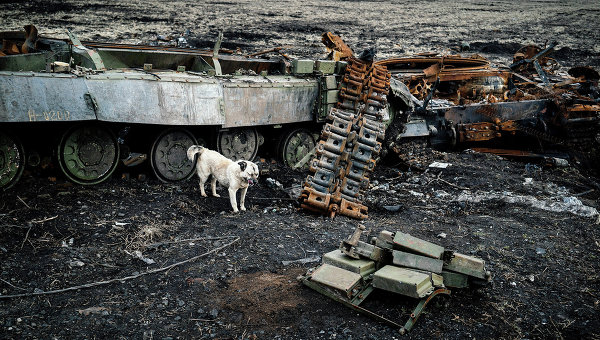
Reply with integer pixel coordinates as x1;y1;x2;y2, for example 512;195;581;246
299;57;391;219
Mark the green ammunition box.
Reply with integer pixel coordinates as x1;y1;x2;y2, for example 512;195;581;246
430;272;444;287
413;270;445;287
291;59;315;74
375;230;394;249
323;249;376;276
441;270;469;288
335;61;348;74
372;265;433;298
322;75;338;90
392;232;444;259
443;252;487;279
310;264;363;298
315;60;336;74
323;90;339;104
392;250;444;273
353;241;386;262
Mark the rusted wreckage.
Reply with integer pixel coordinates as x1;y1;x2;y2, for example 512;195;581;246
0;26;598;203
299;38;600;219
300;224;491;334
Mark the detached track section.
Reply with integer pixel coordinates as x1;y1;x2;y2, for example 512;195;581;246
299;57;391;219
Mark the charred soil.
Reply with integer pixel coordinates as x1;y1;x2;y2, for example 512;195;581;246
1;1;600;339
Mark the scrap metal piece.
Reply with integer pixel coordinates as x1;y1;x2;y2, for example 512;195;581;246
22;24;38;54
322;32;354;61
67;30;106;70
443;252;490;280
340;223;365;259
399;288;451;335
372;265;434;299
510;42;558;73
375;230;395;249
211;32;223;76
392;232;445;259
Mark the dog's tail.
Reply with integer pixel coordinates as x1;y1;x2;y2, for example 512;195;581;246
187;145;205;162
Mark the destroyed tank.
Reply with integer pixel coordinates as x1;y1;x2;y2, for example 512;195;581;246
0;26;357;190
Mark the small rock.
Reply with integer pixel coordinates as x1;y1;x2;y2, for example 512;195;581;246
434;190;450;199
528;274;535;282
437;232;447;239
535;247;546;255
510;281;517;287
383;205;401;212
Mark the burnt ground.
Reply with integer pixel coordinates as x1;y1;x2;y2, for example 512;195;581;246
1;151;599;339
1;0;600;339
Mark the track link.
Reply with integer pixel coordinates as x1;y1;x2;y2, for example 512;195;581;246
299;57;391;219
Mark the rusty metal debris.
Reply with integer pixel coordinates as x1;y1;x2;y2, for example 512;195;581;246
300;224;490;334
322;32;353;61
298;36;599;219
382;46;600;176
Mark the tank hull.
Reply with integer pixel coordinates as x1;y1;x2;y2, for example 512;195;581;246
0;71;318;127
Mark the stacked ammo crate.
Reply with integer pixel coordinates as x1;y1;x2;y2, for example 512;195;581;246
299;57;391;219
301;225;491;333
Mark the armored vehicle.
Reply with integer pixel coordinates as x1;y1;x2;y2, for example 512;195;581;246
0;26;350;189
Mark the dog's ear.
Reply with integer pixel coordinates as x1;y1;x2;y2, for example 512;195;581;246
238;161;247;172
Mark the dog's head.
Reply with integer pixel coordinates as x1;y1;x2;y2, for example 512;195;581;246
238;161;259;186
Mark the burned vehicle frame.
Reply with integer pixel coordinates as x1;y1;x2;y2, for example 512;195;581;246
299;43;600;219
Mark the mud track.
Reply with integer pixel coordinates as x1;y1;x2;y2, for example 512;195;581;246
1;1;600;339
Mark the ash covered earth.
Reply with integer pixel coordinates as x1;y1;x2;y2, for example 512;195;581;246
1;1;600;339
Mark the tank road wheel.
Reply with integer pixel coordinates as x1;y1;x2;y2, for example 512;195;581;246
278;128;316;168
0;132;25;190
150;128;197;183
57;125;120;185
217;128;259;161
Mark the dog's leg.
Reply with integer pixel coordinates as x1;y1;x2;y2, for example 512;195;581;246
239;187;248;211
211;176;221;197
228;188;239;213
198;173;208;197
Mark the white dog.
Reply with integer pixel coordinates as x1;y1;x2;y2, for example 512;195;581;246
187;145;259;212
